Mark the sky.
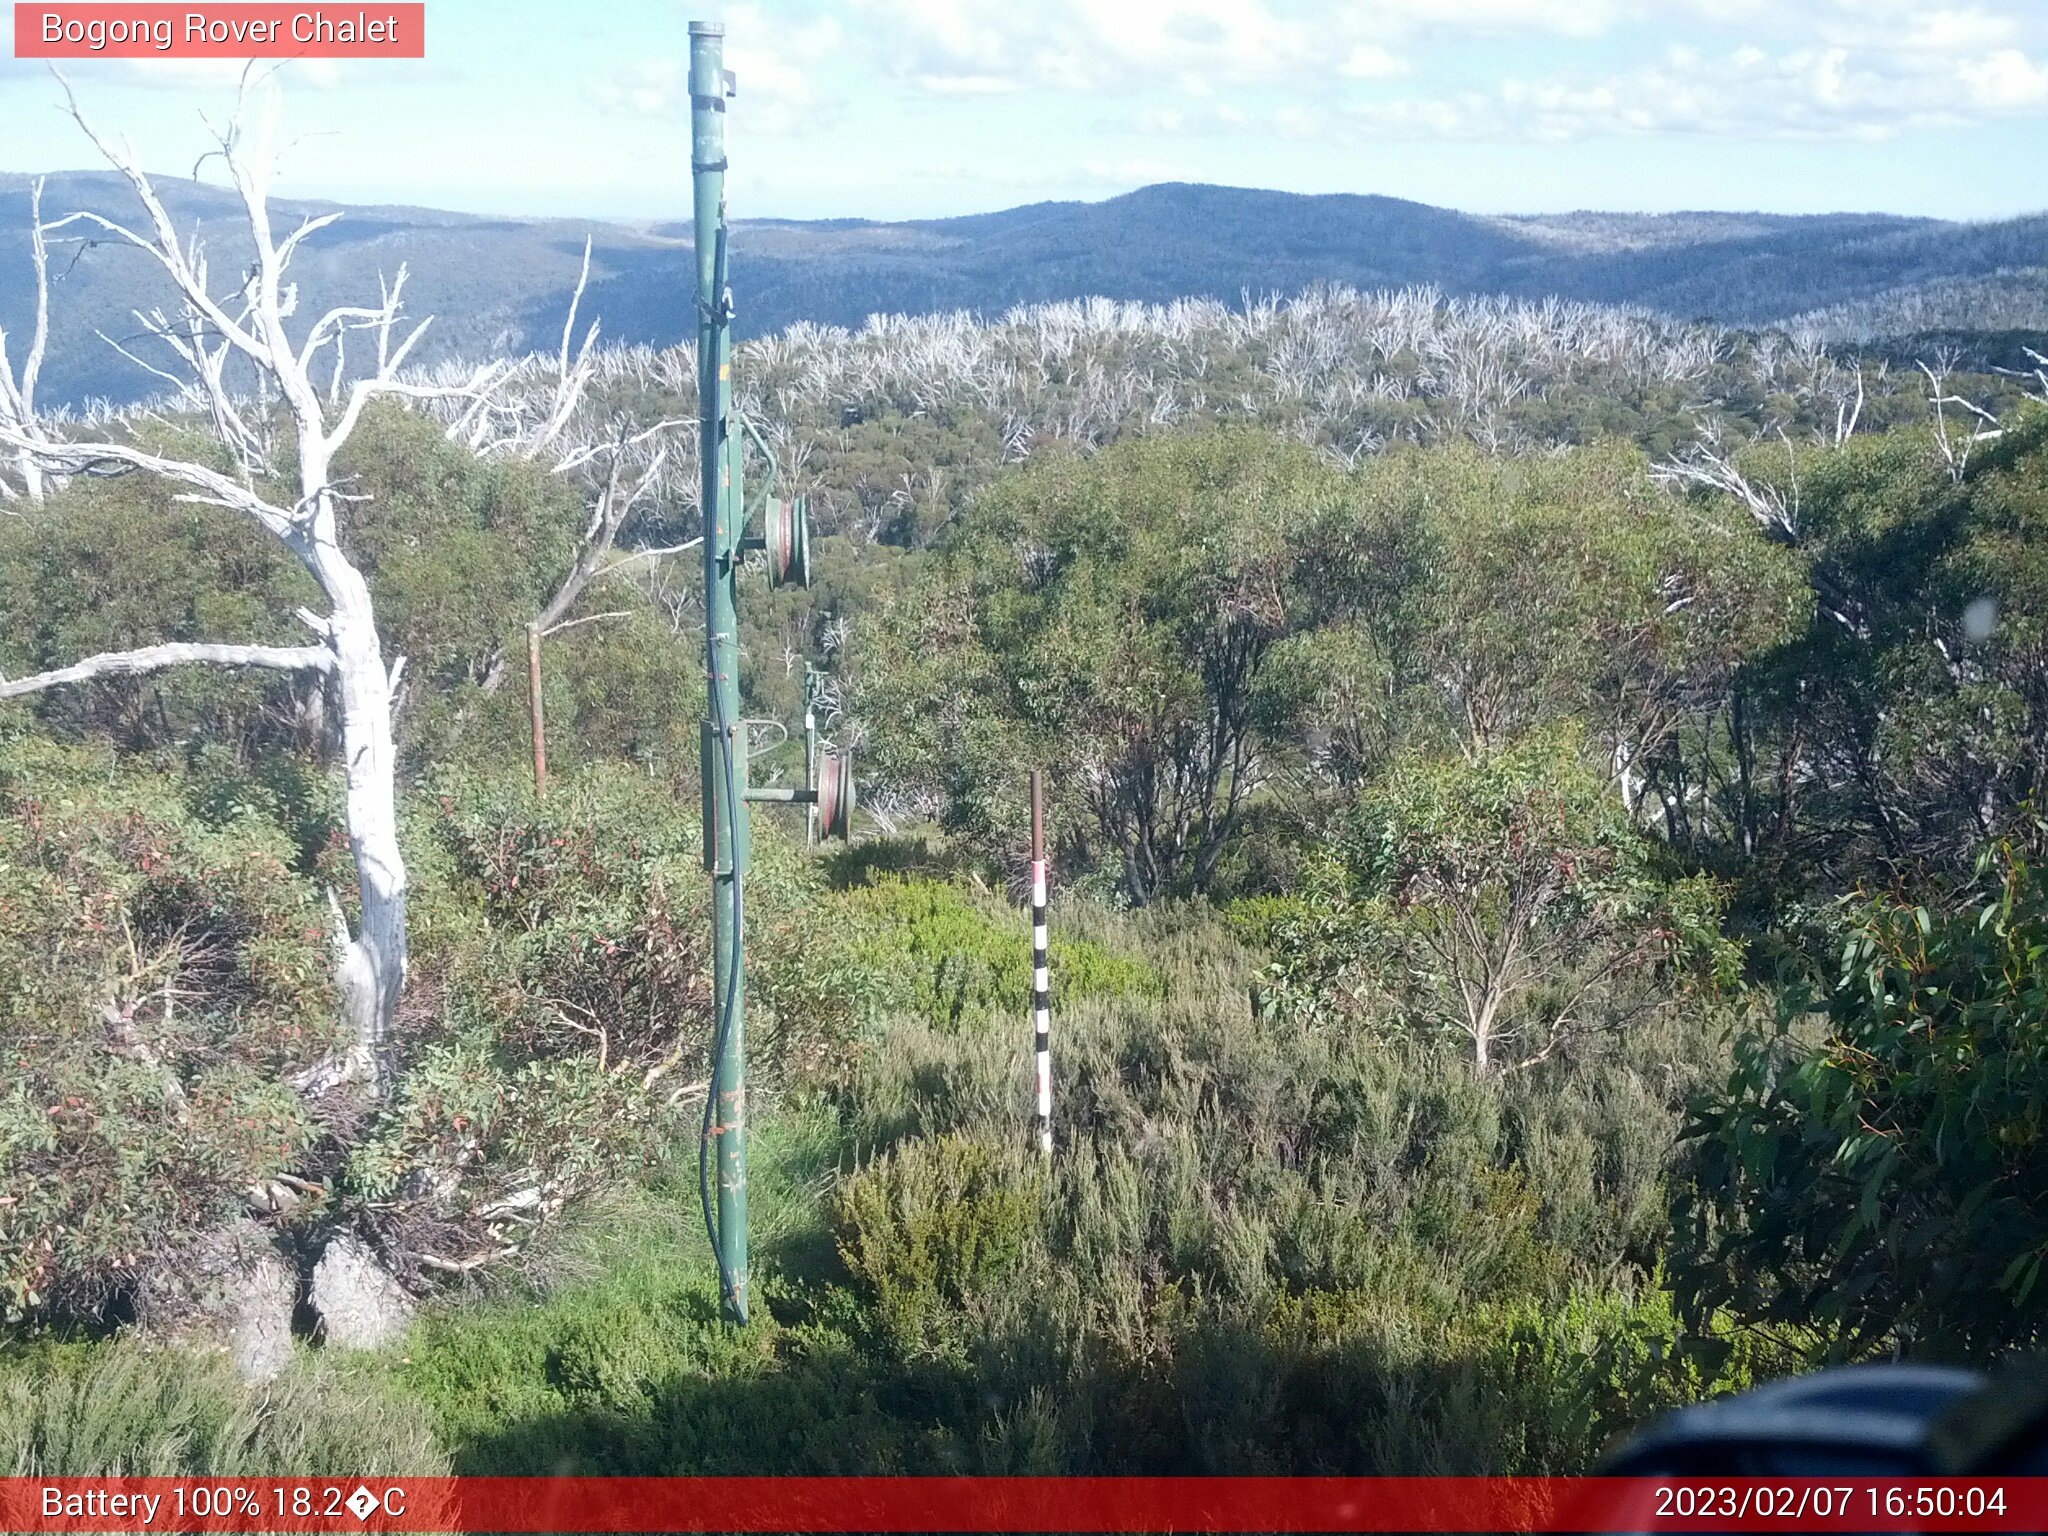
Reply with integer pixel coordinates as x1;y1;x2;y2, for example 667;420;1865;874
2;0;2046;223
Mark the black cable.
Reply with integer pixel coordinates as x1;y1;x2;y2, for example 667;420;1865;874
699;676;745;1323
698;217;747;1324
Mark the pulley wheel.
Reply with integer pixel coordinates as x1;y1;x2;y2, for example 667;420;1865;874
765;494;811;589
816;748;854;840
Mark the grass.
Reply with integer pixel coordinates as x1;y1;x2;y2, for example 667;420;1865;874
382;1100;850;1469
0;873;1766;1477
0;1341;447;1477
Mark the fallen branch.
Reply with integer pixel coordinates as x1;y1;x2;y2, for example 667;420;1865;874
417;1251;499;1274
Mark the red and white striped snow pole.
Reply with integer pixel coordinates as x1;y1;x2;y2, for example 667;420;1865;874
1029;770;1052;1156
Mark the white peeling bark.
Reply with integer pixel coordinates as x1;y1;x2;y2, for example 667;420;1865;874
318;549;406;1080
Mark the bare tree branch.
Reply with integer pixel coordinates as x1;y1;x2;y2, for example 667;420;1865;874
0;641;333;699
1652;421;1800;542
0;177;56;500
0;428;301;542
540;610;632;639
1919;356;2002;481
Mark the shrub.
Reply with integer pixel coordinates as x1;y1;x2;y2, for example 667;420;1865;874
349;764;874;1265
1472;1282;1762;1472
842;877;1162;1033
1225;852;1379;1026
418;763;870;1077
1672;830;2048;1360
846;903;1712;1323
1344;728;1736;1072
0;461;323;757
851;430;1368;903
834;1134;1042;1352
417;765;713;1073
0;736;335;1319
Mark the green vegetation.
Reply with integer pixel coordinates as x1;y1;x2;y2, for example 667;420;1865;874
1673;827;2048;1361
0;734;337;1317
2;315;2044;1476
843;877;1162;1033
1329;730;1737;1070
4;909;1758;1477
1;1344;445;1477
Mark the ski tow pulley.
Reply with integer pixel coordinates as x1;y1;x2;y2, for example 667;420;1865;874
816;749;854;841
764;494;810;589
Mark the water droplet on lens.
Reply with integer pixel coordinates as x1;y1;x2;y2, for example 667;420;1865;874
1963;596;1998;642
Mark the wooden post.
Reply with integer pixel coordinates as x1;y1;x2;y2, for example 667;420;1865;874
526;622;548;800
1029;770;1051;1155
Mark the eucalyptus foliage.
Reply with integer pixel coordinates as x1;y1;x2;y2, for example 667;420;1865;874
1673;828;2048;1361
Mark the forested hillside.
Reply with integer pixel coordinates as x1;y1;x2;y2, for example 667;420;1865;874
5;172;2047;406
2;130;2046;1479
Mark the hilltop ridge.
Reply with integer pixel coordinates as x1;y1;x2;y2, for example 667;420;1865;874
1;174;2041;404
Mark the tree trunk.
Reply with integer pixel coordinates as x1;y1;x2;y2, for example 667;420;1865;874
1731;686;1756;858
527;622;548;799
318;548;407;1090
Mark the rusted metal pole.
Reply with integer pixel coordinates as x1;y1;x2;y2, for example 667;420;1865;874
1029;770;1051;1155
526;622;548;800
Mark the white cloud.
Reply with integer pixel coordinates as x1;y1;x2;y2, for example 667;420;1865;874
832;0;2048;143
914;73;1022;95
845;0;1439;95
1077;155;1198;186
1361;0;1630;36
1339;45;1407;80
1336;32;2048;143
725;6;844;130
1960;47;2048;108
1901;8;2019;53
566;0;2048;166
1130;106;1188;132
590;59;684;117
590;8;842;134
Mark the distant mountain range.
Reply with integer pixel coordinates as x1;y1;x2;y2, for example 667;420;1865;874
2;174;2043;406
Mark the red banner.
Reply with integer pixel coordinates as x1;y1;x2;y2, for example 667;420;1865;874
0;1477;2042;1532
12;4;425;58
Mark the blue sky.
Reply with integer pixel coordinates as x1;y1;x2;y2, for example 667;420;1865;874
2;0;2045;222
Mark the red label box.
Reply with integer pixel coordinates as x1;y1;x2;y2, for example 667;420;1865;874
13;3;425;58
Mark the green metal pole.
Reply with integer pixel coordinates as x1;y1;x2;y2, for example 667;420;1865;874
691;17;748;1324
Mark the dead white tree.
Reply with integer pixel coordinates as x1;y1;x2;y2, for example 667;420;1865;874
0;177;55;502
1987;345;2048;405
1651;420;1802;543
1919;355;2003;482
0;76;505;1090
512;414;689;795
450;249;698;794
